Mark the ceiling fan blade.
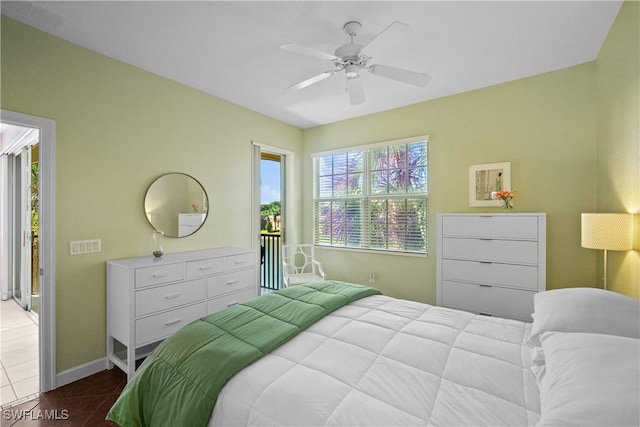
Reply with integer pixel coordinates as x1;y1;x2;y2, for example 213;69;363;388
361;21;411;59
286;71;337;91
347;76;365;105
280;43;338;61
368;64;431;87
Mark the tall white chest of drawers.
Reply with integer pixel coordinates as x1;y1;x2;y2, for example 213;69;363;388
106;247;258;380
436;213;546;321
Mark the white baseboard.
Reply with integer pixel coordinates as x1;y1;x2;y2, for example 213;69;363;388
56;357;108;388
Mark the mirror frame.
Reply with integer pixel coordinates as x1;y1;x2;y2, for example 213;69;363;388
144;172;209;238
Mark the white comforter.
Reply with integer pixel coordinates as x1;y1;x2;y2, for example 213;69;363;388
209;295;540;426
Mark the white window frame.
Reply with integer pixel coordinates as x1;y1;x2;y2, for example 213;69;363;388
312;135;429;255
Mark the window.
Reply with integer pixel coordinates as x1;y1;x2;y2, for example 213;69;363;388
313;136;428;254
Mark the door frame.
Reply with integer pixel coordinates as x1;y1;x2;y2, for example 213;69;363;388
1;109;56;393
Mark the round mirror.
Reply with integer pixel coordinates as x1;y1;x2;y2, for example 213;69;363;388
144;173;209;238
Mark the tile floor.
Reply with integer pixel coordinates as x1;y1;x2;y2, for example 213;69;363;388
1;300;39;408
0;368;125;426
1;301;126;426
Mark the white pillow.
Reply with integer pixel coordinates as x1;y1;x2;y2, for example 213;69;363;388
537;332;640;426
527;287;640;347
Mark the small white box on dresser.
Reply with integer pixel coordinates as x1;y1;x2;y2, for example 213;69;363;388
436;213;546;321
178;213;206;237
106;247;258;381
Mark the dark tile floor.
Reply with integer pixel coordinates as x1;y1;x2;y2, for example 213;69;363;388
1;369;126;427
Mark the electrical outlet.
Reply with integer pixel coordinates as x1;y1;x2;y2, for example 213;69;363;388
369;272;376;284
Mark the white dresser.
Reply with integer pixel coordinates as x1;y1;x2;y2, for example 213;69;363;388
106;247;258;380
178;213;206;237
436;213;546;321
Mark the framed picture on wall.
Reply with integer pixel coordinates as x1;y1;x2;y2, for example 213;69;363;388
469;161;511;207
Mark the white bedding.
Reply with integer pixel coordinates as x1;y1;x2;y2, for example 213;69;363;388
209;295;540;426
537;331;640;426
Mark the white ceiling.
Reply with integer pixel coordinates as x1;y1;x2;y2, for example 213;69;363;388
2;1;622;129
0;122;38;155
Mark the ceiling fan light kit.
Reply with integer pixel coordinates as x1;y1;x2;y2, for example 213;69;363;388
281;20;430;106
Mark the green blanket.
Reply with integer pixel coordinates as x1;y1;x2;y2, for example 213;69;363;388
106;281;381;427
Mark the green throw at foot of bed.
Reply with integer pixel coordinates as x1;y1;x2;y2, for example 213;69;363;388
106;280;381;427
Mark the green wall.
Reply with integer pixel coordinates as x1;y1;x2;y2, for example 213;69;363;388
1;16;303;372
596;1;640;298
302;63;598;302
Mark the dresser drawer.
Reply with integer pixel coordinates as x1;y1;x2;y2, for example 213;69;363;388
442;216;539;239
206;287;257;314
225;252;255;272
442;259;538;290
207;269;255;298
135;302;205;345
186;257;224;279
135;279;205;317
442;238;538;264
441;281;535;320
135;263;184;289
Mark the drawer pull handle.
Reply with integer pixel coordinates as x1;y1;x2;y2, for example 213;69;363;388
479;238;493;241
152;272;169;278
478;312;493;316
226;279;240;285
199;265;213;271
165;293;181;300
478;284;493;288
234;260;245;265
164;319;182;326
478;261;493;264
226;301;239;307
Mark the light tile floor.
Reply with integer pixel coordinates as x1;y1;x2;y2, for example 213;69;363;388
0;299;39;407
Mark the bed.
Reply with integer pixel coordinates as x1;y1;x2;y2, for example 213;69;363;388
106;281;640;427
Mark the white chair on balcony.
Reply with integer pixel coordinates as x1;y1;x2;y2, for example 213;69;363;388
282;244;326;288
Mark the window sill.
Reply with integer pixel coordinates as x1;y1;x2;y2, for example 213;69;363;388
313;245;429;258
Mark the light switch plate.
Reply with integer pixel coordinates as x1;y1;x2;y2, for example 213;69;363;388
70;239;101;255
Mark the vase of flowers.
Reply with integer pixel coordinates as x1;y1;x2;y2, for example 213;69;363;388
495;190;517;210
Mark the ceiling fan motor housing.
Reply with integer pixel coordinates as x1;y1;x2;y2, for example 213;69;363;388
334;43;363;59
334;43;368;71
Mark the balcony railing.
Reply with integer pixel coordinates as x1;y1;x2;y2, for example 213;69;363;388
260;233;282;291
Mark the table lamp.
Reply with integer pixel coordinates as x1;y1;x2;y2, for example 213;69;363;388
581;213;633;290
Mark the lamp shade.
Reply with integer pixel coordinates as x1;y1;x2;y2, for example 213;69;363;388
581;213;633;251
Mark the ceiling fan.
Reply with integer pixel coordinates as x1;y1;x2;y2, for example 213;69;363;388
280;21;431;105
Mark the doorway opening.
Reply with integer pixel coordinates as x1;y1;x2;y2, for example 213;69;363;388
1;110;56;404
259;152;283;293
1;123;40;405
